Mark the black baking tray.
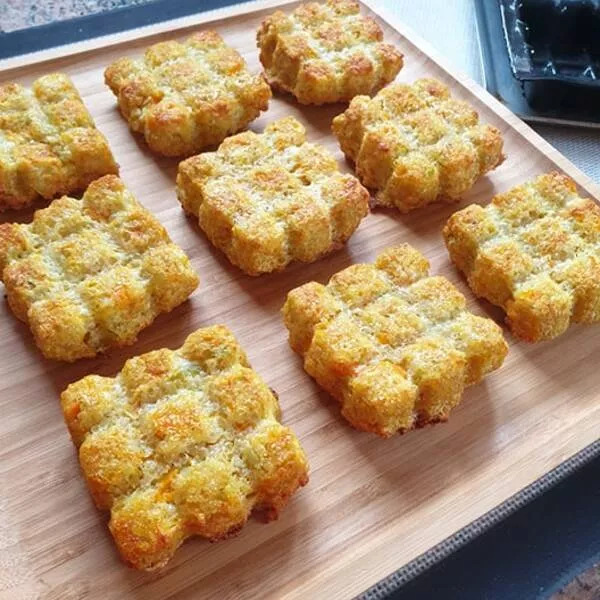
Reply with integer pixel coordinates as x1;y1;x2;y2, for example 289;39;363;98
477;0;600;127
1;2;599;598
502;0;600;84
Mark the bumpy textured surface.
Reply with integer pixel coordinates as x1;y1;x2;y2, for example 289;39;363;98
332;78;504;212
282;245;508;437
443;172;600;342
61;325;309;571
105;31;271;157
0;175;198;361
257;0;403;105
177;116;369;275
0;73;118;211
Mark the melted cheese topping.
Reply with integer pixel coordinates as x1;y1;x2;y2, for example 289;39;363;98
0;175;198;361
61;325;308;570
177;116;369;275
332;77;505;212
105;31;271;157
257;0;403;104
282;244;508;437
0;73;117;209
444;172;600;341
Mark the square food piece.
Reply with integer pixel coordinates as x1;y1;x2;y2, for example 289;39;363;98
105;31;271;157
443;172;600;342
0;175;198;361
61;325;309;570
282;244;508;437
0;73;118;211
257;0;403;105
177;116;369;275
332;78;505;212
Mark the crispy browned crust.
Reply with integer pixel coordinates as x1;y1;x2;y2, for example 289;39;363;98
332;78;505;212
60;325;309;570
257;0;403;105
443;171;600;342
104;31;271;157
176;116;369;275
0;175;199;361
282;244;508;437
0;73;118;211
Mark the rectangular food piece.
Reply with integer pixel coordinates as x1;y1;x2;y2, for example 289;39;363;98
332;78;504;212
61;325;309;571
0;175;199;361
177;116;369;275
105;31;271;157
443;171;600;342
0;73;118;211
257;0;403;105
282;244;508;437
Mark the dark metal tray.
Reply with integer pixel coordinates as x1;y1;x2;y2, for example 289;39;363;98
476;0;600;128
501;0;600;86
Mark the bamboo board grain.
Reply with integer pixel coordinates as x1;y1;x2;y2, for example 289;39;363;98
1;2;599;599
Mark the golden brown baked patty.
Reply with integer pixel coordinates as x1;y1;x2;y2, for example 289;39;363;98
0;175;198;361
282;245;508;437
61;325;309;571
0;73;118;211
332;78;504;212
257;0;403;105
105;31;271;157
177;116;369;275
443;171;600;342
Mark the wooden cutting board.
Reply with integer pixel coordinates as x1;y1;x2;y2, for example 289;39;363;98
1;1;599;598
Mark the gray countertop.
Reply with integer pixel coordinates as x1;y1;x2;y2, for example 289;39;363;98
0;0;150;32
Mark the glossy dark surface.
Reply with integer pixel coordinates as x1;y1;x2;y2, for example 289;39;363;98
477;0;600;126
499;0;600;113
506;0;600;83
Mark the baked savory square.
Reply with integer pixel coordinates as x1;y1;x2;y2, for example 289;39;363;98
61;325;309;571
257;0;403;105
0;175;198;361
0;73;118;211
104;31;271;157
444;172;600;342
282;245;508;437
177;116;369;275
332;78;505;212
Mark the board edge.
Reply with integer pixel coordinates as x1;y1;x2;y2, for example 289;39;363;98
358;439;600;599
